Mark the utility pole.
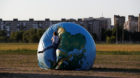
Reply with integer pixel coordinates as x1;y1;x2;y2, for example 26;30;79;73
122;27;124;43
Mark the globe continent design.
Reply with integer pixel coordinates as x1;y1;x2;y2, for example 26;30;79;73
37;22;96;70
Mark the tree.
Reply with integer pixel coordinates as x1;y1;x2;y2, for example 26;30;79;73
91;33;97;41
101;28;106;41
106;36;115;43
22;28;45;43
22;30;29;43
131;32;140;42
10;31;23;42
37;28;45;40
0;30;7;42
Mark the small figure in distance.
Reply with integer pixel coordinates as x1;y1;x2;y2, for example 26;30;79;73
38;32;60;53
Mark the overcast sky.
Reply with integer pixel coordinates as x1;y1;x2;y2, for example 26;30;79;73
0;0;140;24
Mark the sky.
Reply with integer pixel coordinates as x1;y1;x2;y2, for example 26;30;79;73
0;0;140;24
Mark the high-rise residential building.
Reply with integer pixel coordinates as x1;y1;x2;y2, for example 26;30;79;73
138;14;140;32
10;19;19;32
0;17;111;40
0;19;2;30
124;15;138;32
83;17;111;40
114;15;125;43
97;17;111;29
114;15;125;27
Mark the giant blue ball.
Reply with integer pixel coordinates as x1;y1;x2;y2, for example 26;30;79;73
37;22;96;70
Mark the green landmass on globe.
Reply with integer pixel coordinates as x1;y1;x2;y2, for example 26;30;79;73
51;27;87;69
58;27;86;52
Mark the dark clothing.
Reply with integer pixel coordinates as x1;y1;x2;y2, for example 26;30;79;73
43;43;59;51
38;35;60;68
43;43;59;63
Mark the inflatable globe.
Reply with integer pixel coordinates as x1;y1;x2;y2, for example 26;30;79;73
37;22;96;70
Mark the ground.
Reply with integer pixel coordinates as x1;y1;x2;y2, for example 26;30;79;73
0;43;140;78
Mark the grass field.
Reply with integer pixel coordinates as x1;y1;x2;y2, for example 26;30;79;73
1;43;140;51
96;44;140;52
0;43;37;50
0;43;140;78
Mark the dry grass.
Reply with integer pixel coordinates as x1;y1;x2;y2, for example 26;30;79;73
96;44;140;52
0;43;140;52
0;43;140;77
94;55;140;69
0;53;139;78
0;43;37;50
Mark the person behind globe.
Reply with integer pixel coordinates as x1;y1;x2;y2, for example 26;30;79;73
38;32;60;53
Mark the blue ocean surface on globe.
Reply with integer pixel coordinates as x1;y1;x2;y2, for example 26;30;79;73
37;22;96;70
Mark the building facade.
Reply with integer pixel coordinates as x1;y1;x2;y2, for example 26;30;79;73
138;14;140;32
114;15;125;28
82;17;111;40
0;17;111;40
114;15;125;43
124;15;138;32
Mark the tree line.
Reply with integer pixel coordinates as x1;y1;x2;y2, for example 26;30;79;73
100;27;140;43
0;29;45;43
0;27;140;43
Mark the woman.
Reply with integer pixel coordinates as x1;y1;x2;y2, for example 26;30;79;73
38;32;59;53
